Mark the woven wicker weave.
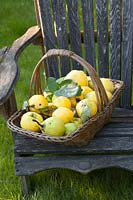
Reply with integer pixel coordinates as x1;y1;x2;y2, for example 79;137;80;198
7;49;124;146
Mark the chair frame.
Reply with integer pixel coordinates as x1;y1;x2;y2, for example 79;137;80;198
0;0;133;196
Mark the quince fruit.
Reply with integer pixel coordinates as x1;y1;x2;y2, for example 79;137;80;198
53;96;71;109
76;99;97;118
38;117;65;136
85;90;112;105
20;111;43;132
100;78;114;93
28;95;48;113
65;123;78;135
52;107;74;123
64;70;88;86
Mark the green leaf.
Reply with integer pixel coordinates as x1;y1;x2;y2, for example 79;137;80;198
76;86;82;96
54;81;82;97
47;77;58;93
59;79;73;87
81;106;91;123
56;77;65;84
45;93;53;103
22;100;28;110
44;86;50;92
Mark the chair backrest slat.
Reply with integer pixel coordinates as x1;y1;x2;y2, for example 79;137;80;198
36;0;133;108
81;0;96;69
121;0;133;108
110;0;121;80
66;0;82;70
96;0;109;77
38;0;59;78
52;0;70;76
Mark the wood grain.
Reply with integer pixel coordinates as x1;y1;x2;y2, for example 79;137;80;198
96;0;109;77
66;0;82;70
52;0;70;76
121;0;133;108
14;134;133;155
81;0;96;69
0;47;8;62
0;91;17;119
38;0;59;77
15;155;133;175
110;0;121;79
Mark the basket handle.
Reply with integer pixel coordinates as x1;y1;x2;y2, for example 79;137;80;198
30;49;109;112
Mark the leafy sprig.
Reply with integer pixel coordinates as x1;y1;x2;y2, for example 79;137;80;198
45;77;82;98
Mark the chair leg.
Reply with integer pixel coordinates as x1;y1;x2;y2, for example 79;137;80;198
21;176;31;196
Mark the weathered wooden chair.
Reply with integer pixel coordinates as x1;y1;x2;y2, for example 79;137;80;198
0;0;133;196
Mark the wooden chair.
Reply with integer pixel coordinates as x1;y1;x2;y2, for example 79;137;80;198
0;0;133;195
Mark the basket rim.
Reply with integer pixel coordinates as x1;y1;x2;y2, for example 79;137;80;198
7;79;125;143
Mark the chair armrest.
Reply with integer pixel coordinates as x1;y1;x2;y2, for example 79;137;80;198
0;25;42;105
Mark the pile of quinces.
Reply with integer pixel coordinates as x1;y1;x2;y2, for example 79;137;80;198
20;70;115;137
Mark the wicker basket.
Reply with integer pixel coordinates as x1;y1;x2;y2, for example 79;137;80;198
7;49;124;146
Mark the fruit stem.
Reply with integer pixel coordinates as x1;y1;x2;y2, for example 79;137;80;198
32;119;43;128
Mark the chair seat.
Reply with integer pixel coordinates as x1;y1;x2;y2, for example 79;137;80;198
13;108;133;175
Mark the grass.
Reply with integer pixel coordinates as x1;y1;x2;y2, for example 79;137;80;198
0;0;133;199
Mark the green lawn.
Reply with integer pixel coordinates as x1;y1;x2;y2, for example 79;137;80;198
0;1;133;200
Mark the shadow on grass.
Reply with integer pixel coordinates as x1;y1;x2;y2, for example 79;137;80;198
26;167;132;200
